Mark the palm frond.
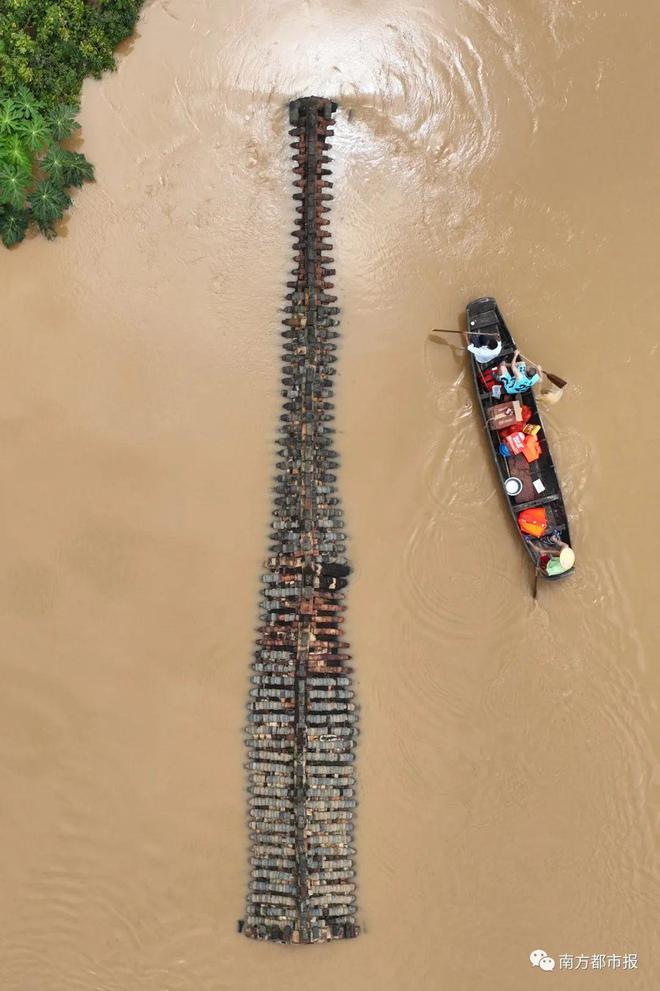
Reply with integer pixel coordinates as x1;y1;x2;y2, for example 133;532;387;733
0;98;23;135
28;179;72;237
16;113;52;153
45;103;81;142
65;150;94;187
0;134;31;171
42;146;94;187
0;161;31;208
13;87;40;120
0;205;29;248
41;144;68;183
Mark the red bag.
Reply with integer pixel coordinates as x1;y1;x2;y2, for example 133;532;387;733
479;368;496;391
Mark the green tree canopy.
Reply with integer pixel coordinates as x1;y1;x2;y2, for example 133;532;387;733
0;1;144;104
0;1;143;247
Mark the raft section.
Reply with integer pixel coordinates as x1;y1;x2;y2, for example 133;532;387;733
240;97;359;944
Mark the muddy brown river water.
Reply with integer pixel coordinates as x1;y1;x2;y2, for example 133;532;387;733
1;0;660;988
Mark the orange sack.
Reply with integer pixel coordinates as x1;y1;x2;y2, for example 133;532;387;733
522;434;542;463
518;506;547;538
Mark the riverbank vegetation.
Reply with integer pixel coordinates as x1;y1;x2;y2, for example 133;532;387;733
0;0;144;248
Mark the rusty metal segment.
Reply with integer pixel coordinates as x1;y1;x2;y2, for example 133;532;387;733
240;97;359;945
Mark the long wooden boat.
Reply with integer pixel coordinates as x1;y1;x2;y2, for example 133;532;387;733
466;297;574;581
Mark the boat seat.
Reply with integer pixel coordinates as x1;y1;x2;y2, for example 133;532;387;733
511;493;560;513
468;309;499;331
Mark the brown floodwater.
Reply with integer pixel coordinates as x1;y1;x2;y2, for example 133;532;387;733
1;0;659;987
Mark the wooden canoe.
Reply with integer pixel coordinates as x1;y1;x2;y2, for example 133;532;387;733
466;297;574;581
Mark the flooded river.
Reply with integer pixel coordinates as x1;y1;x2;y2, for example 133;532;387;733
1;0;659;988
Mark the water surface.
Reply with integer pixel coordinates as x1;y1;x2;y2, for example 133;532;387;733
1;1;659;988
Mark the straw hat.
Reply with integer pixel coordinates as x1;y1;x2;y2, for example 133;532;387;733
559;547;575;571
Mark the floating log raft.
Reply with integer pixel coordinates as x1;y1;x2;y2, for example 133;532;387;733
240;96;359;945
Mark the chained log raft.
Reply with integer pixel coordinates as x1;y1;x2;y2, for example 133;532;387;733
240;97;359;945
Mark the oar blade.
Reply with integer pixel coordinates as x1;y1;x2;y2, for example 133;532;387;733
544;371;567;389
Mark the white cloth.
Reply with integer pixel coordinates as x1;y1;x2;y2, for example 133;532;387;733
467;341;502;363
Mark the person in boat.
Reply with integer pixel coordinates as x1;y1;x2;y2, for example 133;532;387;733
496;349;541;394
465;332;502;364
527;534;575;576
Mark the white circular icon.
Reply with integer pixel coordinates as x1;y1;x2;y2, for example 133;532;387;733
530;949;547;967
540;956;556;971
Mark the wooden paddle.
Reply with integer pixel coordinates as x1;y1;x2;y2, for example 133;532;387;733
543;371;567;389
432;329;568;390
